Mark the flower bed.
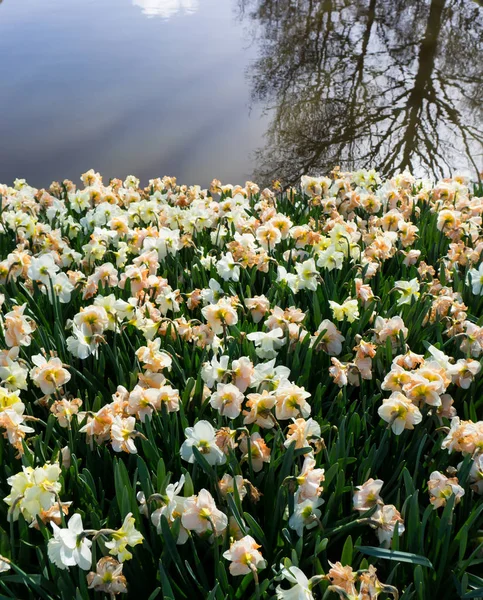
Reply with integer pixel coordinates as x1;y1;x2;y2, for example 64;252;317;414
0;169;482;599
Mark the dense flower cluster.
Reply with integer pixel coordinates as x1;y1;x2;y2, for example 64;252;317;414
0;169;481;599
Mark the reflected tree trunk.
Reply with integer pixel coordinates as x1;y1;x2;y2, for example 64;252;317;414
395;0;445;173
240;0;483;185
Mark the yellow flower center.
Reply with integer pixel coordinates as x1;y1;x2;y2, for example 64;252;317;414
198;440;210;454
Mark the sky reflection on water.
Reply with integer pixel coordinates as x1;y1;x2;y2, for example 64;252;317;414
132;0;199;18
0;0;481;188
0;0;264;188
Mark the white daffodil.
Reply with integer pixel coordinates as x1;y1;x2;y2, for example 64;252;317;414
250;359;291;391
247;328;286;359
288;497;324;536
395;278;420;305
0;556;10;573
276;564;316;599
66;324;99;359
216;252;240;282
41;272;75;304
294;258;319;292
201;355;230;388
427;345;453;371
316;245;344;271
467;263;483;295
180;420;226;466
200;278;224;305
27;254;60;285
276;266;299;293
47;513;92;570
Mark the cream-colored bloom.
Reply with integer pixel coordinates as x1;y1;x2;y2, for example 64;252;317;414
329;357;349;387
243;390;276;429
256;224;282;250
373;316;408;347
395;278;420;305
450;358;481;389
30;355;71;395
87;557;127;595
0;349;29;391
201;355;230;388
275;384;311;420
329;299;359;323
216;252;240;282
284;418;321;449
301;175;330;197
428;471;465;509
223;535;266;575
371;504;405;546
313;319;345;355
135;339;172;372
467;453;483;494
245;295;271;323
0;556;10;574
3;304;36;348
73;305;109;336
239;432;271;472
201;298;238;334
218;474;246;500
317;245;345;271
4;463;62;523
181;489;228;537
232;356;254;393
378;392;422;434
403;374;442;407
209;383;244;419
442;417;483;455
327;562;357;595
105;513;143;562
110;416;138;454
296;456;325;502
353;478;384;512
50;397;82;427
295;259;319;292
28;254;59;284
150;476;189;544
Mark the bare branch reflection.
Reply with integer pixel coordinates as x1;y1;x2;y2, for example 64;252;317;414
240;0;483;185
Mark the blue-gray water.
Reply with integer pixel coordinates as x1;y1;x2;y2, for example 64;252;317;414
0;0;481;187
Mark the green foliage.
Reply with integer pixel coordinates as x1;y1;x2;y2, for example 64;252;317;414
0;174;481;600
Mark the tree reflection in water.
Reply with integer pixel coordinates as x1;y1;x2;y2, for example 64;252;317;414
239;0;483;186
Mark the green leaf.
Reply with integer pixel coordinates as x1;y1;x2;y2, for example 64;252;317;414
341;535;353;566
461;589;483;599
192;446;217;482
243;512;268;549
414;565;425;600
159;562;175;600
356;546;434;569
159;517;190;587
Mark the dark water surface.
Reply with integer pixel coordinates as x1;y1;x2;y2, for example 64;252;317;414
0;0;481;187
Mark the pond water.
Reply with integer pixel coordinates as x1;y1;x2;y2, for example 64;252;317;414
0;0;481;188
